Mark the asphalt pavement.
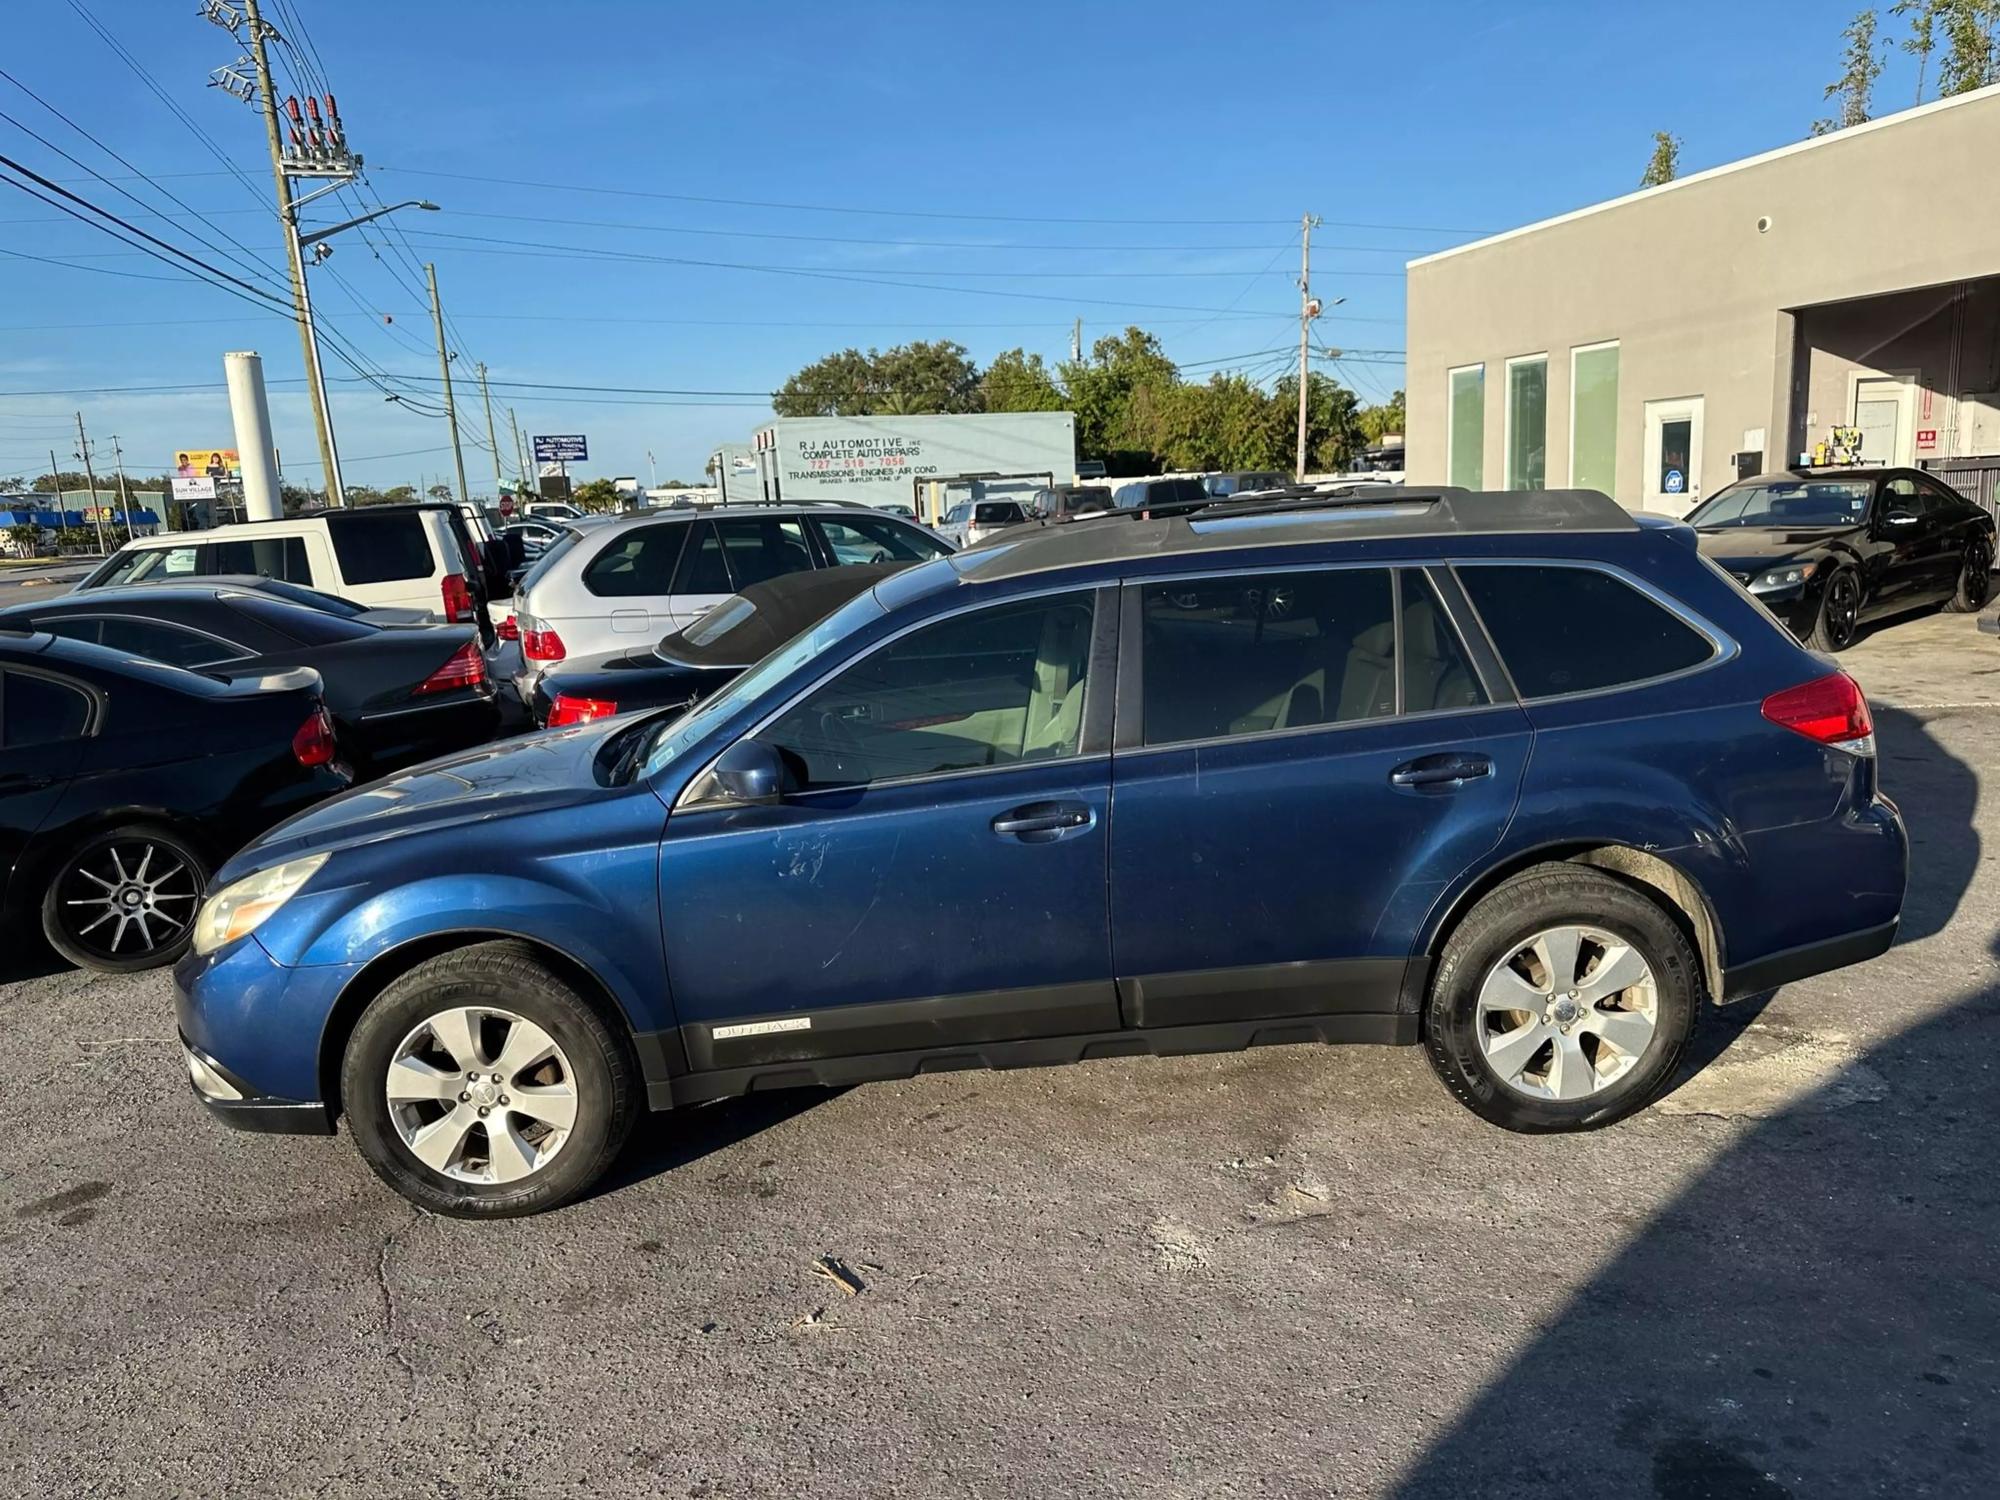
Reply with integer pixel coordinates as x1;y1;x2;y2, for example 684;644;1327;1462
2;608;1996;1498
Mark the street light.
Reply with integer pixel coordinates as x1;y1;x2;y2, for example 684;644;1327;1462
285;194;440;506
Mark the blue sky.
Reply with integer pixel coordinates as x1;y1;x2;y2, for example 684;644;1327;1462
0;0;1933;493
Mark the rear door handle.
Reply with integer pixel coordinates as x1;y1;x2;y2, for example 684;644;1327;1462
1389;753;1493;790
991;801;1092;840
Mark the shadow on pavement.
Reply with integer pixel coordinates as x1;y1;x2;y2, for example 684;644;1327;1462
593;1086;846;1199
1392;707;1992;1498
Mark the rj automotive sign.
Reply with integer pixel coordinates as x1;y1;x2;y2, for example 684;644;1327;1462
531;434;589;463
755;413;1076;508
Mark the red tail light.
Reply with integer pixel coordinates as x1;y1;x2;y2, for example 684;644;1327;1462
1761;671;1874;753
440;572;473;624
412;641;486;697
495;612;519;642
292;705;337;767
522;625;566;662
547;693;617;727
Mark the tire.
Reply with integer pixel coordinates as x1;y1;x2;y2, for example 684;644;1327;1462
41;825;209;974
1423;864;1699;1133
1805;568;1861;652
1943;537;1993;613
341;942;639;1218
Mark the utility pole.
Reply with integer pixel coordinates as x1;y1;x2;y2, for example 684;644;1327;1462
238;0;343;505
48;448;68;533
427;263;471;507
1070;317;1082;364
476;362;505;501
109;434;136;541
509;407;531;493
74;412;107;555
646;450;657;490
1295;213;1322;482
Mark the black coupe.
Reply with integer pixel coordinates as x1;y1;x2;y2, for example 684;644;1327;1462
1688;467;1995;651
529;562;909;728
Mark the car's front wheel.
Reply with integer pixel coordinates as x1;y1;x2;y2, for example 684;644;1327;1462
41;826;209;973
1423;864;1698;1132
341;943;639;1217
1944;536;1994;613
1806;568;1862;651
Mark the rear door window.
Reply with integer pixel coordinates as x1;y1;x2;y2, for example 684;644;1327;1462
1138;568;1396;745
583;523;691;597
672;522;732;595
811;514;951;565
207;535;312;583
714;516;815;590
1457;564;1713;698
326;511;435;585
2;671;92;747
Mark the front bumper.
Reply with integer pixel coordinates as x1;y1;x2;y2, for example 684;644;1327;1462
181;1033;334;1135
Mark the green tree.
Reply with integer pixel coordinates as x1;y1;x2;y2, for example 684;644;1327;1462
1894;0;1942;100
426;483;454;503
1640;131;1681;186
378;485;417;506
1935;0;1999;93
0;476;24;492
772;340;982;417
1358;390;1406;444
1812;10;1884;134
1060;327;1181;467
1271;372;1363;475
32;472;91;493
6;522;40;557
572;477;622;512
982;348;1066;412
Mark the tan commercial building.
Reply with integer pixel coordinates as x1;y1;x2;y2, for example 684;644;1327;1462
1405;82;2000;515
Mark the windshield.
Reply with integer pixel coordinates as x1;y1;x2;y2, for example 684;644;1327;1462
1691;479;1871;529
633;585;888;780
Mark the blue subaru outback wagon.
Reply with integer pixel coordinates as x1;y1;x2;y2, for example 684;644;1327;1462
177;489;1907;1217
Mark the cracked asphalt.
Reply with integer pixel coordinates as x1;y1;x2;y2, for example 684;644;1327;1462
2;608;1997;1498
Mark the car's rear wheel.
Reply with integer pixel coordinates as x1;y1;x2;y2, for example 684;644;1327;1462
41;826;208;973
341;943;638;1218
1806;568;1861;651
1423;864;1698;1132
1944;537;1993;613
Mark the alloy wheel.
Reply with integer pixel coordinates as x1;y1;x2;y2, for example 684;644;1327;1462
56;839;202;961
1964;546;1993;610
1474;925;1660;1101
384;1007;580;1185
1823;572;1860;649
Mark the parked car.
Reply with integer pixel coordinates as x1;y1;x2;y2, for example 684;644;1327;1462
1027;485;1115;523
523;501;584;522
1112;476;1211;512
177;486;1907;1216
507;505;952;702
529;563;907;728
1688;467;1996;650
938;499;1030;548
3;629;348;973
0;583;497;777
76;507;489;632
1202;471;1289;498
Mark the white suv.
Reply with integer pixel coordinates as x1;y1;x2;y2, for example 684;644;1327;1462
78;507;486;626
507;505;952;693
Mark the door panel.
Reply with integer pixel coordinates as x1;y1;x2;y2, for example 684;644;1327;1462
0;669;92;913
659;763;1117;1065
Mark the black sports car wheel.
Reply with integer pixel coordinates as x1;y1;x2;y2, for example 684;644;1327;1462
1945;538;1994;614
42;827;208;973
1807;569;1861;652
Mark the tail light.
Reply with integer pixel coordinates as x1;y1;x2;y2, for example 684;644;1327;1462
440;572;473;623
292;704;337;767
495;612;519;642
522;622;566;662
547;693;617;727
1761;671;1874;754
412;641;486;697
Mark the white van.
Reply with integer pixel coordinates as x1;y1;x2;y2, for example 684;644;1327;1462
76;507;484;624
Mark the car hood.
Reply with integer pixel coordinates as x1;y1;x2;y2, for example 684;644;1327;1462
1694;525;1853;572
221;718;624;874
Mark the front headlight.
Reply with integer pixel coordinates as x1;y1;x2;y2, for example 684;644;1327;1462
192;854;329;956
1752;562;1817;591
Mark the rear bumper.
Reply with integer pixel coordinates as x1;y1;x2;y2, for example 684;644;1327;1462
1719;917;1898;1001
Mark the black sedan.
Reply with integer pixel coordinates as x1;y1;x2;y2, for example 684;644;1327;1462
1688;467;1996;651
0;582;499;776
530;562;908;728
1;630;349;972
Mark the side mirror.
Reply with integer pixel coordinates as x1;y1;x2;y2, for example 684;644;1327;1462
710;738;785;804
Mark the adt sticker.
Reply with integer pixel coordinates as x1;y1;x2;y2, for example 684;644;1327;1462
1664;469;1685;494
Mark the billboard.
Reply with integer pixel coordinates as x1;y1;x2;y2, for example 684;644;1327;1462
170;476;217;501
532;434;588;463
173;449;241;481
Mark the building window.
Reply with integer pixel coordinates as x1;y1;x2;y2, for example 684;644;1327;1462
1447;365;1484;489
1505;356;1548;491
1570;342;1620;496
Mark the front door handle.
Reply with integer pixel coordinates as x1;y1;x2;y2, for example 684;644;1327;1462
991;801;1092;841
1389;753;1493;790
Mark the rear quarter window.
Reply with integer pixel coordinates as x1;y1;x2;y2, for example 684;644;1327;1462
225;594;375;645
1457;564;1715;698
326;511;435;585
